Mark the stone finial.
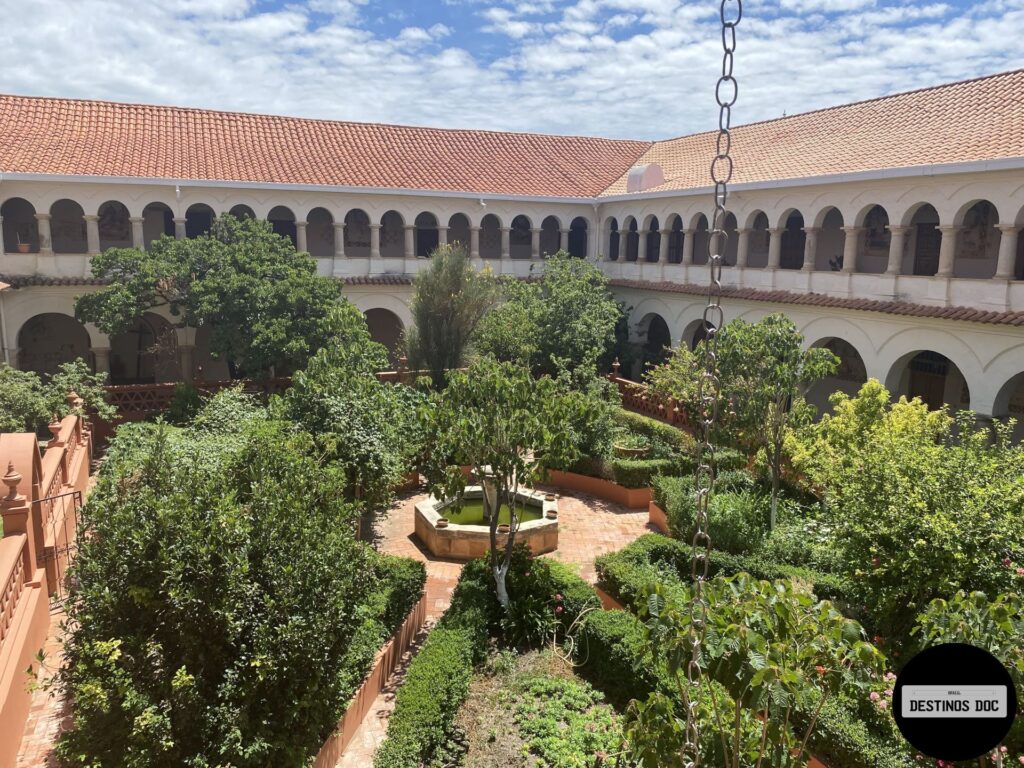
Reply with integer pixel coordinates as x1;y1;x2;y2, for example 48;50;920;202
398;355;408;372
2;462;23;502
66;390;81;407
48;416;62;440
611;358;621;376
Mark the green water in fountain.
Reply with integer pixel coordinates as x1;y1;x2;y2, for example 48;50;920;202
442;499;543;525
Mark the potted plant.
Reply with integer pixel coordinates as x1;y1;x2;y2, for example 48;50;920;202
436;517;449;528
16;229;31;253
612;431;650;458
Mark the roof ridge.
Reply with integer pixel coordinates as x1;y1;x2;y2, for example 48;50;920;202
650;67;1024;146
0;92;653;147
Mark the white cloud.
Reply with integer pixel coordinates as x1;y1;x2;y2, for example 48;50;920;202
0;0;1020;141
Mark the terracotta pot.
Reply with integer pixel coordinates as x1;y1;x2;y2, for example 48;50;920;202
16;243;31;253
544;493;556;502
497;523;511;534
613;443;649;458
436;518;449;528
545;510;558;520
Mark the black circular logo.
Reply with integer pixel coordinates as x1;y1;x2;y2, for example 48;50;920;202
893;643;1017;761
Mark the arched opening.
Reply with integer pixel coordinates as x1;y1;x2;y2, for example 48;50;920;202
98;201;132;251
306;207;335;259
109;313;181;384
142;202;175;248
569;217;588;258
185;203;215;239
480;214;502;259
194;326;231;382
666;215;684;263
858;205;891;273
540;216;561;256
906;204;941;276
50;199;87;254
805;338;867;414
721;212;739;266
510;215;532;259
16;313;91;377
229;204;255;220
625;218;640;262
747;212;770;268
364;308;404;367
638;313;672;374
448;214;471;251
268;206;297;248
379;211;404;258
2;198;39;253
889;351;970;412
993;371;1024;443
689;320;715;351
415;212;439;257
644;216;660;263
691;214;710;265
346;210;374;259
607;218;620;261
780;211;806;269
817;208;845;271
955;200;1000;279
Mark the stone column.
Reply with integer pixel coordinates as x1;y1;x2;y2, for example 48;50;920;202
681;229;695;264
841;226;861;273
334;222;346;258
885;225;909;275
500;227;511;260
470;226;481;259
766;227;782;269
995;226;1020;280
0;215;4;259
802;227;819;272
658;229;670;262
935;225;960;278
637;232;648;262
130;216;145;249
370;224;382;258
617;231;628;261
295;220;308;253
559;228;569;253
735;228;750;268
179;345;195;384
438;226;448;248
92;347;111;375
174;217;187;240
530;228;541;259
84;214;101;255
404;225;415;258
35;213;53;255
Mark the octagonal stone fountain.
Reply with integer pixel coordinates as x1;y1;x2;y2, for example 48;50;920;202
414;485;559;560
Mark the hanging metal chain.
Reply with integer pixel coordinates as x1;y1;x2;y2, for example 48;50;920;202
680;1;741;766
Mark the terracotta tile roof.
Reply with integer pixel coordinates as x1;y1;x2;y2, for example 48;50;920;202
610;279;1024;327
341;275;414;286
0;95;649;198
0;275;109;287
603;68;1024;195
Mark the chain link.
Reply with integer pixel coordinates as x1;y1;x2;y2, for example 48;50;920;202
680;1;741;765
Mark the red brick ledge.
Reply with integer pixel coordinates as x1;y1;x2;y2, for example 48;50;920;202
609;278;1024;327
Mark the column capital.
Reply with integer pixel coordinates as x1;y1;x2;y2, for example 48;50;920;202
370;222;382;230
295;220;308;227
333;221;345;229
530;227;542;234
841;225;864;234
83;214;99;222
735;227;751;235
129;216;144;223
470;225;481;232
886;224;911;234
559;228;569;235
173;217;187;224
802;226;820;235
34;212;51;221
997;224;1020;235
937;224;961;234
500;227;511;233
658;228;671;236
403;224;415;231
767;227;782;235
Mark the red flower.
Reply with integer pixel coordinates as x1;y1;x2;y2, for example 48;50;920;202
815;665;826;676
555;593;564;602
555;605;564;615
1003;557;1013;567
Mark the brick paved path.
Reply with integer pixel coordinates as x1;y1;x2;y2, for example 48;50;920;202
16;611;70;768
333;486;651;767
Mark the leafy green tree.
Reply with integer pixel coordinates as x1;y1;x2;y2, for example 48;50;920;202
421;358;586;608
57;417;381;767
649;313;838;528
0;360;113;433
279;305;424;516
473;253;621;377
791;381;1024;640
405;244;498;388
628;575;884;768
75;214;343;378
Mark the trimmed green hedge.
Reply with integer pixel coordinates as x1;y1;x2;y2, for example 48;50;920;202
595;534;851;612
609;457;675;489
613;409;694;462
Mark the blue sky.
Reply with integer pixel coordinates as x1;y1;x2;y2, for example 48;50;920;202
1;0;1022;139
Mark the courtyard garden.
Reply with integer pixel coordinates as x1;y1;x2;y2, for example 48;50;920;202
11;216;1023;767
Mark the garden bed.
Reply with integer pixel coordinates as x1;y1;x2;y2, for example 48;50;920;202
546;469;651;509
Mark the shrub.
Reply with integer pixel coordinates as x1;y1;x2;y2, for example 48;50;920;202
0;359;113;434
191;385;267;433
58;419;401;768
609;457;674;488
612;409;694;463
653;481;770;554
